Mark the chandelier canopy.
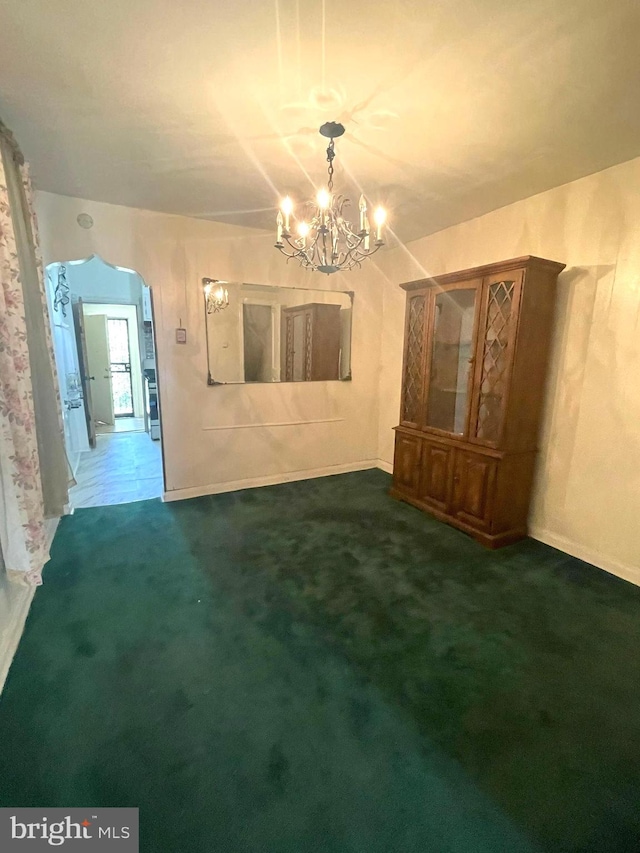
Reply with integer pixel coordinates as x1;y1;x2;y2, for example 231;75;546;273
275;122;386;275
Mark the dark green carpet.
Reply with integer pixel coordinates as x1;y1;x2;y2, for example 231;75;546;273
1;470;640;852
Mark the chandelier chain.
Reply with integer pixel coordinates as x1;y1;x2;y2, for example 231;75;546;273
326;139;335;192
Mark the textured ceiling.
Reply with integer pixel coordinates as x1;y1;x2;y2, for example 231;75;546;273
2;0;640;242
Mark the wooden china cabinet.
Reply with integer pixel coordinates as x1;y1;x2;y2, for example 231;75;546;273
391;256;565;548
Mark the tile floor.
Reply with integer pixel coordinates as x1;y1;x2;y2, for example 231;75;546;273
69;430;164;509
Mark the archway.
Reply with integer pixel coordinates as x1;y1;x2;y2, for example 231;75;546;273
46;255;166;508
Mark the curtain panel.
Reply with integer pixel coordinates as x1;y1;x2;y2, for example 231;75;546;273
0;123;68;585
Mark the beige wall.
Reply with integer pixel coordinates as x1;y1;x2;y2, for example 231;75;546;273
35;156;640;584
375;157;640;583
35;192;383;497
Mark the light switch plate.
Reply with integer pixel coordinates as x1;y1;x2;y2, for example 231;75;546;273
176;328;187;344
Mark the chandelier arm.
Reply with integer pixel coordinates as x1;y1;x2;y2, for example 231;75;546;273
342;248;361;270
346;233;363;250
276;241;304;261
282;233;312;257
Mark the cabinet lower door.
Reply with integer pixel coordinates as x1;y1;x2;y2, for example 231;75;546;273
417;440;453;512
392;433;421;497
452;450;497;531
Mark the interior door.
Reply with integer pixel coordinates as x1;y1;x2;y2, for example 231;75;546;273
46;283;90;461
72;298;96;448
84;314;114;426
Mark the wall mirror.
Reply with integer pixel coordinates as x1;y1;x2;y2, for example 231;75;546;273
204;282;353;384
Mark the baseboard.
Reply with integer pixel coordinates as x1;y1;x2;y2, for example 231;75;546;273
376;459;393;474
163;459;380;502
0;518;59;697
529;525;640;588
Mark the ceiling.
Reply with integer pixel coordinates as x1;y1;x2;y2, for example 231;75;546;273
2;0;640;242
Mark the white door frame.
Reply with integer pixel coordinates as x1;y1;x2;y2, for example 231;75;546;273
240;298;280;381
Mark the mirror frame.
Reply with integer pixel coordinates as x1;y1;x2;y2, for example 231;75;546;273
205;284;354;386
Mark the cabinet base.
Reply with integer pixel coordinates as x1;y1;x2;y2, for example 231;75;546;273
389;488;527;549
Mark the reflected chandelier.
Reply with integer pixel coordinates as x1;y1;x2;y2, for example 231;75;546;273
275;122;386;275
203;278;230;313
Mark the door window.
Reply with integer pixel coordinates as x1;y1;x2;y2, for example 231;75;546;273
107;318;134;417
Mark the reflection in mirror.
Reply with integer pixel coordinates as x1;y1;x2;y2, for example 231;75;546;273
205;283;353;384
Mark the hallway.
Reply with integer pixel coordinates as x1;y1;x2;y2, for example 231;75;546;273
69;431;163;508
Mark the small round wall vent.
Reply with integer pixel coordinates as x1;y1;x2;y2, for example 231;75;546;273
77;213;94;229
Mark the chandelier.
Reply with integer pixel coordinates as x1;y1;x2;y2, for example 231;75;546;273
203;278;230;313
275;122;386;275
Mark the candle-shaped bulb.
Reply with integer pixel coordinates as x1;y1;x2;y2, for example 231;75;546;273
297;221;310;245
358;194;367;232
317;188;331;209
276;210;284;244
374;206;386;241
281;196;293;231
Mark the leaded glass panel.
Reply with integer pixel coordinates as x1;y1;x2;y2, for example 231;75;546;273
402;295;425;424
475;280;515;442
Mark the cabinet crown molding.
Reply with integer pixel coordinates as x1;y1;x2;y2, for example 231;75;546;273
400;255;566;292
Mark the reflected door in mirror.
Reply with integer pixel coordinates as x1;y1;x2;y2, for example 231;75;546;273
282;303;341;381
243;304;274;382
291;313;305;381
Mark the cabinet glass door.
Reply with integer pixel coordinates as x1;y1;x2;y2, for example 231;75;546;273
471;275;521;444
424;286;478;435
400;293;427;427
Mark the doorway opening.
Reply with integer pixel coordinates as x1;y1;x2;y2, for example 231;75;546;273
82;303;146;435
46;255;165;509
108;318;135;417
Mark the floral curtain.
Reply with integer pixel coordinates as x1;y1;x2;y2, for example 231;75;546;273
0;123;69;586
